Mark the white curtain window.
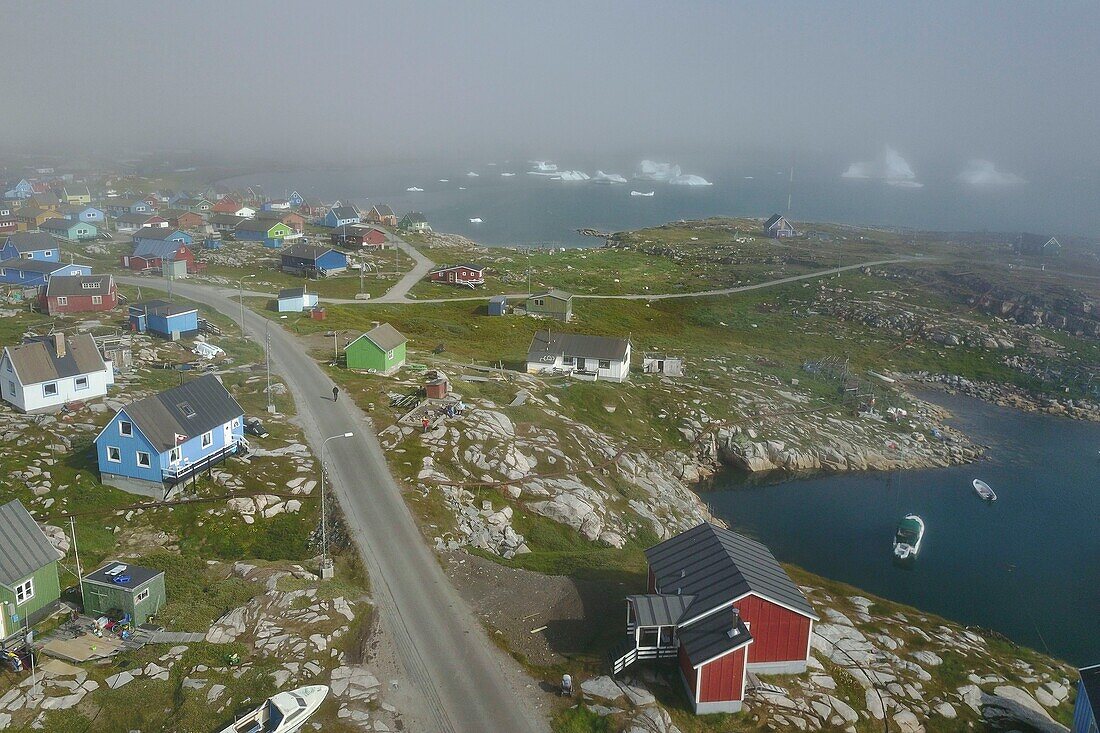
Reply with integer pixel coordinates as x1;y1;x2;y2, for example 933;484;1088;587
136;451;151;468
15;578;34;604
107;446;121;462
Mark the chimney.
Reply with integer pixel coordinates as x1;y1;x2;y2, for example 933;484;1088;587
53;333;66;358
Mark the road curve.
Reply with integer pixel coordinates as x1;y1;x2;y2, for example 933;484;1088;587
119;276;548;733
372;238;436;303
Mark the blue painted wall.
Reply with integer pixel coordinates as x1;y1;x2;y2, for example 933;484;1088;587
0;241;60;262
0;263;90;286
1074;681;1097;733
129;309;198;337
322;210;359;228
316;249;347;272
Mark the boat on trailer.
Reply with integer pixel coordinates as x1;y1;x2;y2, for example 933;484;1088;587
972;479;997;501
893;514;925;561
217;685;329;733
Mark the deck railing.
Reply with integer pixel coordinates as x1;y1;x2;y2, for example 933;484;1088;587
162;438;248;484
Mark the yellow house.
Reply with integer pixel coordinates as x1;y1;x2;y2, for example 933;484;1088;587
63;186;92;206
16;206;58;229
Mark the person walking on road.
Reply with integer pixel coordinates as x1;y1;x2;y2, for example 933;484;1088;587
332;386;339;402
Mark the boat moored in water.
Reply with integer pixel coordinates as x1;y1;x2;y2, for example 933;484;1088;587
893;514;925;560
972;479;997;501
217;685;329;733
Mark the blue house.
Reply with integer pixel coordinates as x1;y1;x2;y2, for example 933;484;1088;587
277;286;319;313
128;300;199;340
94;375;245;499
40;218;99;242
132;227;192;251
4;179;35;199
288;190;304;207
74;205;106;224
1075;665;1099;733
0;260;90;287
488;295;508;316
280;242;348;277
321;205;361;228
1;232;60;262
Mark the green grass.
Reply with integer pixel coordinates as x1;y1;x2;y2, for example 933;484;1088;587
552;705;612;733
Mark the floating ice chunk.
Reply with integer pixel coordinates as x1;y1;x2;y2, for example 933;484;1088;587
844;146;920;187
501;172;515;177
668;174;712;186
531;160;558;172
438;179;449;183
556;170;590;181
406;186;424;192
635;160;681;181
467;171;480;177
630;190;655;197
469;217;483;223
959;159;1025;187
458;186;467;190
593;170;628;184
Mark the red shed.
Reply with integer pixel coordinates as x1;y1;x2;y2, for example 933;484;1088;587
429;264;485;288
40;274;118;315
612;523;818;715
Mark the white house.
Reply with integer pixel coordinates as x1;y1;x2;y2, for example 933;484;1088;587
1;333;114;413
525;330;631;382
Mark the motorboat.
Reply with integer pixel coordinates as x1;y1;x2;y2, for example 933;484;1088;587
893;514;925;560
217;685;329;733
972;479;997;501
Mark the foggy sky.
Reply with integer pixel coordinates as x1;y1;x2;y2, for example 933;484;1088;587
3;1;1099;172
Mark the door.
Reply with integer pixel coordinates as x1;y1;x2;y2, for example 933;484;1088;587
575;358;586;371
223;422;232;446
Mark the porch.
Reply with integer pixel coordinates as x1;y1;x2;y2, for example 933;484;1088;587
162;437;249;486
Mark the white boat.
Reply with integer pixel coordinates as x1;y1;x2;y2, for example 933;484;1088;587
630;190;655;197
972;479;997;501
218;685;329;733
469;217;483;223
893;514;925;560
405;186;424;192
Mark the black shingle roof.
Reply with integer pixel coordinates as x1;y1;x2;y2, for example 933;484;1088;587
6;231;55;252
645;523;817;622
122;374;243;453
628;594;695;627
281;242;338;261
0;499;61;586
83;561;163;591
678;611;752;667
527;330;629;363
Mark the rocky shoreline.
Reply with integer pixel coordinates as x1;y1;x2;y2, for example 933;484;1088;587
906;372;1100;422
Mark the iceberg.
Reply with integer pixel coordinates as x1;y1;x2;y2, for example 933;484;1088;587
669;174;712;186
438;179;449;183
406;186;424;192
959;159;1025;187
593;170;628;184
469;217;483;223
843;146;922;187
458;186;467;190
467;171;480;177
556;170;590;181
635;160;682;181
630;190;655;197
501;172;516;177
531;160;558;172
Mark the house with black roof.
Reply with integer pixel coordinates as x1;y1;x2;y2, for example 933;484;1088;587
526;330;631;382
280;242;348;277
1074;664;1100;733
81;561;166;626
1014;233;1061;257
611;522;819;714
0;499;63;639
94;374;246;498
763;213;795;238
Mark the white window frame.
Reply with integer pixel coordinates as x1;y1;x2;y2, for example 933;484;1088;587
201;431;213;448
136;451;151;468
44;250;53;257
74;376;89;391
42;382;58;397
169;446;181;463
119;420;133;437
106;446;121;463
135;588;150;604
91;295;102;305
231;418;241;429
598;359;612;370
56;296;68;305
14;578;34;605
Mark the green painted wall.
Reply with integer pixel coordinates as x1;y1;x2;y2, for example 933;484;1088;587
1;561;61;634
526;295;572;321
268;222;292;238
81;574;166;626
345;339;406;372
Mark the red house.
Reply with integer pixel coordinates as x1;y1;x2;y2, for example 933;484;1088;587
211;196;243;215
40;274;118;315
122;240;197;273
428;264;485;288
612;523;818;714
331;224;387;248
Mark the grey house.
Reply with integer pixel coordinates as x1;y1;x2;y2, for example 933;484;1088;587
525;289;573;322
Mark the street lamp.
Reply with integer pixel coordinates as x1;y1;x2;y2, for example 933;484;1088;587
237;274;255;340
319;432;354;579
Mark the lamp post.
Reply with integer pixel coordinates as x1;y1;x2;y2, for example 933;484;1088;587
237;274;255;340
319;432;354;579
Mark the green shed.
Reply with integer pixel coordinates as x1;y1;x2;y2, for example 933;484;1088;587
0;499;63;640
345;323;407;375
81;562;166;626
525;289;573;322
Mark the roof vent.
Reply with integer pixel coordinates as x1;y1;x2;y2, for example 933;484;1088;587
105;564;128;576
676;587;682;596
680;569;686;578
177;402;196;418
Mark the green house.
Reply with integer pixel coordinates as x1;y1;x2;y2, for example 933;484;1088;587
81;561;166;626
0;499;63;640
525;289;573;322
345;323;407;375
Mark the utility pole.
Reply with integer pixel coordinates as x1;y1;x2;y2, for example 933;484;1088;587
237;275;254;340
69;517;84;606
319;432;354;579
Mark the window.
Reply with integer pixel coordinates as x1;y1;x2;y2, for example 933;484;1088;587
14;579;33;605
106;446;121;462
598;360;612;369
177;402;196;418
201;431;213;448
135;588;150;604
56;296;68;306
82;281;99;289
136;451;151;468
169;446;181;462
44;250;53;257
562;356;574;365
21;252;32;259
533;298;544;306
74;376;89;391
6;381;13;396
43;382;58;397
119;420;132;436
0;268;6;277
91;295;102;305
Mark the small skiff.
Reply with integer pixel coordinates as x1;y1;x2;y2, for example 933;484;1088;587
893;514;925;560
217;685;329;733
972;479;997;501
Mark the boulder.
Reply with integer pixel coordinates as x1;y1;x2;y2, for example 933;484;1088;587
980;692;1069;732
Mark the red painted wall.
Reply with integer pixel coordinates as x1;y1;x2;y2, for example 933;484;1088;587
44;290;118;315
698;645;746;703
735;594;811;664
678;645;696;697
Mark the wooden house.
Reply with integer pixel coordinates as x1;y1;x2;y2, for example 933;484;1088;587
280;242;347;276
0;259;90;287
366;204;398;228
236;219;293;248
763;214;795;238
1074;665;1099;733
114;212;167;233
161;209;205;231
429;264;485;288
276;286;319;313
611;523;818;714
525;289;573;322
211;197;243;215
40;218;98;242
0;500;63;639
255;210;305;237
127;300;198;339
1;231;60;262
0;202;17;235
0;333;113;413
81;562;166;626
526;331;631;382
124;229;195;272
41;274;117;315
321;205;362;228
398;211;431;233
331;224;387;248
345;324;407;374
